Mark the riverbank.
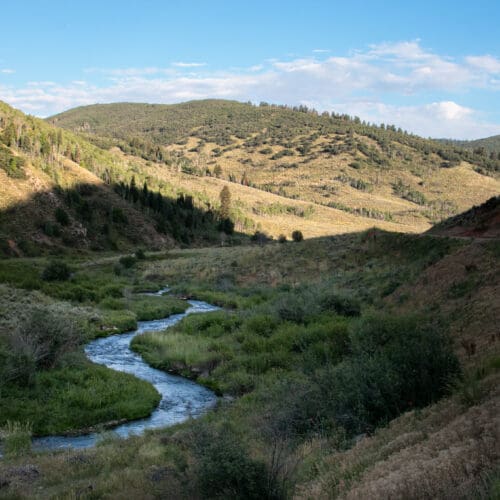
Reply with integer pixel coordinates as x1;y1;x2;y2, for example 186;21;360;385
0;256;191;438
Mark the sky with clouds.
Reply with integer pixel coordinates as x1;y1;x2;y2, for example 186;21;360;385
1;0;499;139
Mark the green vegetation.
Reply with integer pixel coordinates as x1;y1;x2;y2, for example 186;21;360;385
0;98;498;498
440;134;500;154
0;226;498;498
0;253;191;436
0;360;160;435
0;421;32;457
133;290;459;431
41;261;71;281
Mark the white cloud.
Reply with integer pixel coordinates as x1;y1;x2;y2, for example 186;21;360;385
1;68;15;74
465;55;500;74
1;41;499;138
171;62;207;68
331;100;498;139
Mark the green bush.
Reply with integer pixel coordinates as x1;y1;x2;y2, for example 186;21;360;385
119;255;137;268
135;248;146;259
41;261;71;281
176;310;242;338
41;221;62;237
243;314;279;337
193;422;271;499
274;294;306;323
99;284;124;299
319;292;361;317
0;307;85;388
317;313;460;434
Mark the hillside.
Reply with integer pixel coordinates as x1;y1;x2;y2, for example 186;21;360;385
440;134;500;154
428;195;500;239
0;102;231;256
50;100;500;233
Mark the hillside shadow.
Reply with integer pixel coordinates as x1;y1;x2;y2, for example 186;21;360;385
0;181;243;257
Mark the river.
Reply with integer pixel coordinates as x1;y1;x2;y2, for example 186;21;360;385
31;297;219;452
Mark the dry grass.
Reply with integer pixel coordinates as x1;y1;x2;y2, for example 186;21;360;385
160;132;500;233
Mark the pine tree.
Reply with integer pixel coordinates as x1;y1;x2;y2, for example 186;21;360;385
141;181;149;206
72;144;81;163
219;186;231;220
130;176;139;203
213;164;222;178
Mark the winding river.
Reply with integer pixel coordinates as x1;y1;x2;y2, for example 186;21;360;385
32;295;219;452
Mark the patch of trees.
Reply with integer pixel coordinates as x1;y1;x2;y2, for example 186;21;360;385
114;177;234;243
392;179;427;205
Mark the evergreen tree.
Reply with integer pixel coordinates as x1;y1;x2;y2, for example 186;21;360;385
130;176;139;203
213;164;222;178
72;144;81;163
141;181;149;206
219;185;231;220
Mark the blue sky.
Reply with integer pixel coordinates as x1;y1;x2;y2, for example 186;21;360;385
1;0;499;138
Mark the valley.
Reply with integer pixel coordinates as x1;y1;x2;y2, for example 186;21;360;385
0;99;498;499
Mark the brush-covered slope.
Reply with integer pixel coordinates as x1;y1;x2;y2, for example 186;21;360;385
49;100;500;232
440;134;500;154
0;101;173;255
428;195;500;239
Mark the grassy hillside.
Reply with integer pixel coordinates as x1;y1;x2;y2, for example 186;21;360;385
0;101;234;255
49;100;500;235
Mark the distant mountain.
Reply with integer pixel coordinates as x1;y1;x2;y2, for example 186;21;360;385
48;100;500;233
438;135;500;155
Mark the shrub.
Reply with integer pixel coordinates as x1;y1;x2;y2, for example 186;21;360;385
278;234;287;243
119;255;137;268
193;422;270;499
100;284;123;299
317;313;460;434
41;221;61;237
243;314;279;337
319;292;361;317
135;248;146;260
55;207;70;226
251;230;271;245
41;261;71;281
291;230;304;242
274;294;306;323
2;307;84;386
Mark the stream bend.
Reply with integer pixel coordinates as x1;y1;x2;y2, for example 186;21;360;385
32;298;219;452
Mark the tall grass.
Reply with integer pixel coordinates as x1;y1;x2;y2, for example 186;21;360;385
0;421;32;457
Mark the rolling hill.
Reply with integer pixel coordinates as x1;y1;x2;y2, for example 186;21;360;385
2;99;500;255
49;100;500;235
0;101;227;256
439;134;500;154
